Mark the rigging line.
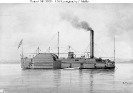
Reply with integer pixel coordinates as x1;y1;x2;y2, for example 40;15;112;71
95;43;108;56
34;50;36;54
51;48;55;53
96;49;103;58
35;48;38;54
45;32;58;49
94;44;101;57
70;47;75;52
34;47;37;53
51;32;58;40
94;45;100;57
62;48;69;53
84;43;90;54
68;45;72;52
70;46;78;53
94;49;98;57
53;46;67;49
44;47;49;53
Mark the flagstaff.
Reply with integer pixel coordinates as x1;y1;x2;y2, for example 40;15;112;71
22;40;23;58
18;39;23;59
58;32;59;58
114;37;115;62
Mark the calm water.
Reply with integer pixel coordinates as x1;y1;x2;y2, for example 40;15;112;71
0;63;133;93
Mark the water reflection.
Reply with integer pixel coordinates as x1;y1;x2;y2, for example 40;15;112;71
52;69;115;93
78;69;115;93
53;69;61;93
1;64;133;93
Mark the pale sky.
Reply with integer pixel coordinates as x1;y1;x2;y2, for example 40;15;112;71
0;4;133;61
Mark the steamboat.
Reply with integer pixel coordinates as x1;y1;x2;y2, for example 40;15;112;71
21;29;115;69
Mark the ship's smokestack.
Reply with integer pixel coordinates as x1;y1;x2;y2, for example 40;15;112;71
60;13;94;58
90;30;94;58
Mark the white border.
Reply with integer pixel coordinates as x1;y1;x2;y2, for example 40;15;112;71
0;0;133;3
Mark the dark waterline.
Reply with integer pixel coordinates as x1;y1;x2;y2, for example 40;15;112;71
0;63;133;93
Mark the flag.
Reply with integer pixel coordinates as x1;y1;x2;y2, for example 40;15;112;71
18;39;23;49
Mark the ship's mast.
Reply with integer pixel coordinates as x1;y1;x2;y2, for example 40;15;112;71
22;41;23;58
58;32;59;58
114;37;115;62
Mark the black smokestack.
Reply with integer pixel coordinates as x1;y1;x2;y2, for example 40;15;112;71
90;30;94;58
60;13;94;58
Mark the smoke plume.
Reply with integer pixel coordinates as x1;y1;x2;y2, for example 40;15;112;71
60;13;92;31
